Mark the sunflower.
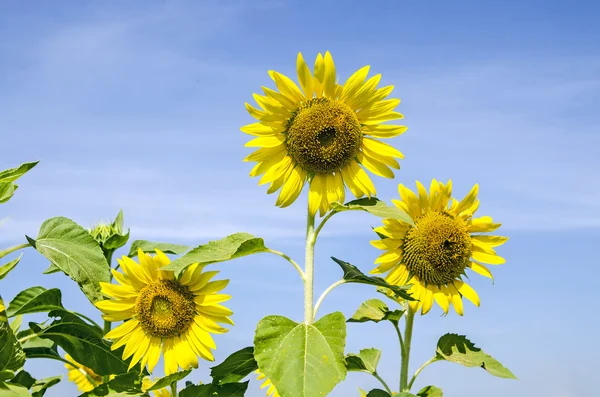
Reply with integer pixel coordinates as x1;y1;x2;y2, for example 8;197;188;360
64;353;105;392
255;369;280;397
96;248;233;375
243;51;406;216
371;180;507;315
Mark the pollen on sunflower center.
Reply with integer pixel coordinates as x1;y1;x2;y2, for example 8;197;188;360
135;280;196;338
285;98;362;174
402;211;472;285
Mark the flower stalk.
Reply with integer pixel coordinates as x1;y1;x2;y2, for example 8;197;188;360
304;211;316;324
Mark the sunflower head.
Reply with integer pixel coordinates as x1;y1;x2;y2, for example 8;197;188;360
243;51;407;216
96;248;234;375
255;369;280;397
371;180;507;316
64;354;105;392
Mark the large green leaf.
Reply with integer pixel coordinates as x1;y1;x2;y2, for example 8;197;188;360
332;198;414;225
417;385;443;397
365;390;393;397
347;299;404;325
0;163;39;183
164;233;269;276
79;372;143;397
0;255;22;281
143;370;191;392
254;312;347;397
0;382;31;396
27;217;110;304
331;258;413;301
127;241;190;257
0;296;25;376
436;334;516;379
7;371;35;389
345;348;381;374
179;382;249;397
6;288;63;318
8;372;61;397
0;183;18;204
210;346;257;385
30;311;130;376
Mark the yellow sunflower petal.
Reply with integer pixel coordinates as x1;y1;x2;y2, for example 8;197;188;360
276;166;306;208
455;281;480;307
308;174;326;216
323;51;336;97
296;53;313;98
341;65;370;102
268;70;304;103
472;250;506;265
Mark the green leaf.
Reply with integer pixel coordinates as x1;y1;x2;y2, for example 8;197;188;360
345;348;381;374
179;382;249;397
436;334;517;379
27;217;110;304
0;382;31;396
331;258;413;301
41;264;60;275
0;295;26;376
0;372;15;383
127;240;190;257
164;233;269;276
332;198;414;225
103;211;130;251
347;299;404;325
0;183;18;204
30;311;130;376
254;312;347;397
365;390;392;397
143;370;191;391
0;255;22;280
210;346;257;385
30;376;61;397
7;371;35;389
6;287;63;317
417;385;443;397
0;163;39;183
79;372;143;397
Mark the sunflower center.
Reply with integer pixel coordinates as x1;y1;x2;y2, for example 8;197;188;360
285;98;362;174
402;211;472;285
135;280;196;338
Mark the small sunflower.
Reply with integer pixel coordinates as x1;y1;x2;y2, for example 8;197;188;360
243;51;406;216
96;249;233;375
255;369;280;397
371;180;507;315
64;354;105;392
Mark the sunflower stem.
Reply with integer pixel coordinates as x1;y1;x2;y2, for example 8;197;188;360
313;279;345;321
400;308;415;392
408;356;438;390
102;250;114;384
0;242;30;259
170;381;178;396
304;210;316;324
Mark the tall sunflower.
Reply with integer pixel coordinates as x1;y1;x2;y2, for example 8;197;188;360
255;369;280;397
243;51;406;216
64;354;107;392
96;249;233;375
371;180;507;315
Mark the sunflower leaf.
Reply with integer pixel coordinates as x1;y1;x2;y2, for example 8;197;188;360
254;312;347;397
0;162;39;183
435;334;517;379
345;348;381;374
6;287;64;318
0;295;26;378
164;233;269;276
0;382;31;396
79;372;143;397
0;183;18;204
210;346;257;385
331;257;414;301
332;198;414;224
128;241;190;257
27;217;110;304
179;381;249;397
347;298;404;325
417;385;443;397
143;370;191;391
30;376;61;397
0;254;22;280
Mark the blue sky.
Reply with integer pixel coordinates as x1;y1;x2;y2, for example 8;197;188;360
1;0;599;396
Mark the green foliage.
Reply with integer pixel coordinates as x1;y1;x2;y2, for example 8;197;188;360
0;162;38;204
29;311;131;376
345;348;382;374
127;241;190;257
331;258;413;301
6;287;63;317
8;372;61;397
0;255;22;281
164;233;269;276
347;298;404;325
0;382;31;396
416;385;443;397
210;346;257;385
179;381;249;397
27;217;110;304
254;312;347;397
0;296;25;378
331;198;413;225
435;334;516;379
143;371;191;392
79;372;143;397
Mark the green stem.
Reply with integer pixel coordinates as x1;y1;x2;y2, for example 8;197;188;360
0;242;30;259
408;357;438;390
313;280;345;321
17;332;41;344
171;380;178;396
373;372;393;395
102;250;114;384
266;249;305;281
400;308;415;392
393;322;405;360
304;210;316;324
